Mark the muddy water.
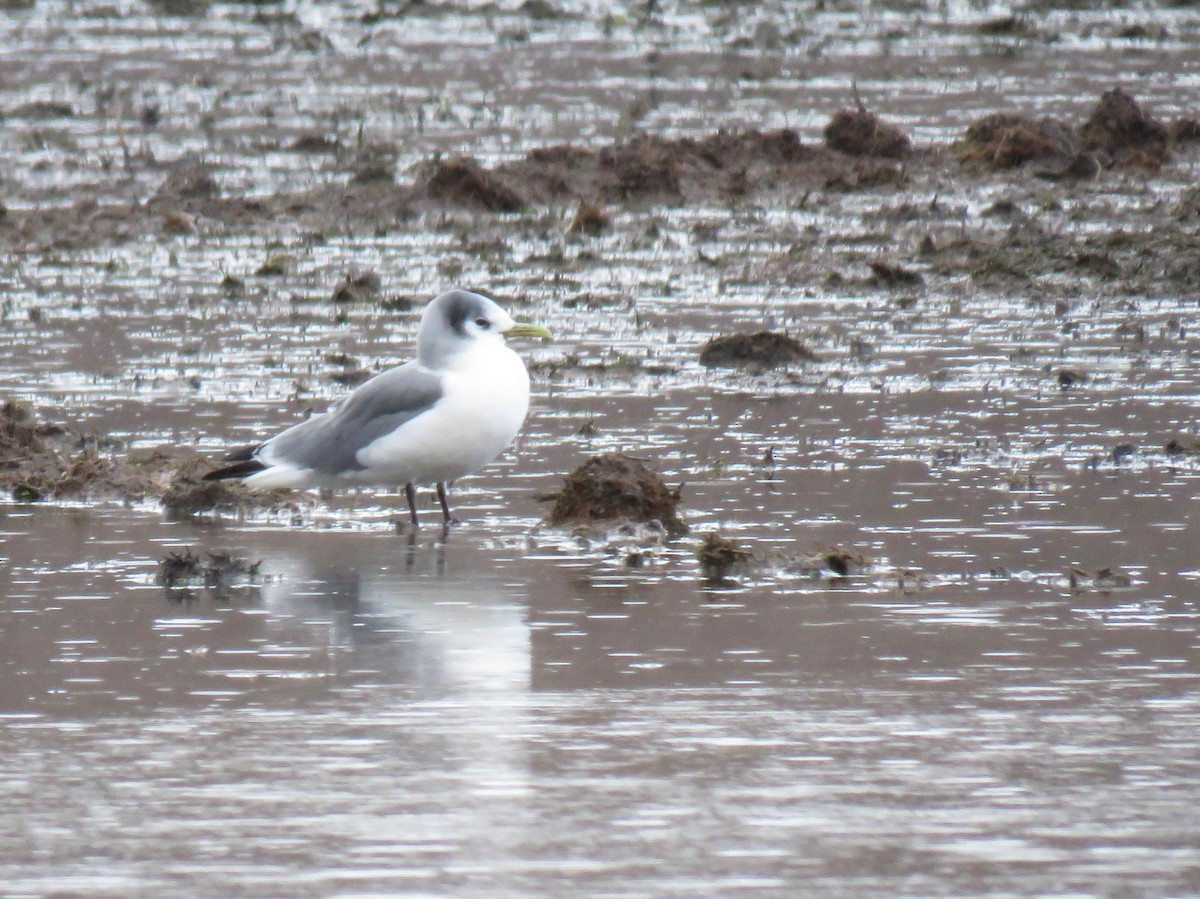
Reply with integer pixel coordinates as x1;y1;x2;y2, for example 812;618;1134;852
4;1;1200;895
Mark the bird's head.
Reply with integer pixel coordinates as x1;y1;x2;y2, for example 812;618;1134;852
418;290;550;367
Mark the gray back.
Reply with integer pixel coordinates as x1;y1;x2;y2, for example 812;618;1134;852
265;362;443;476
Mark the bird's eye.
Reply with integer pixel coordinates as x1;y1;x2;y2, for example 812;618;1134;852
475;317;490;329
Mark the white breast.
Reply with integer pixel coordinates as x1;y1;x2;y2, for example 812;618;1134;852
354;341;531;486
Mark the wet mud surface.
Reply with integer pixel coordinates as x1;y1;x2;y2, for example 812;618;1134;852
3;1;1200;895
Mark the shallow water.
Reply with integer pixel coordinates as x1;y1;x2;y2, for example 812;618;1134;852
4;505;1200;895
3;0;1200;895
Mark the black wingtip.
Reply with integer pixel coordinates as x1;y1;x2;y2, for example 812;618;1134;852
202;458;268;481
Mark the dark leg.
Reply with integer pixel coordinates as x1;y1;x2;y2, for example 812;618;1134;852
403;528;418;569
436;481;453;524
404;482;419;528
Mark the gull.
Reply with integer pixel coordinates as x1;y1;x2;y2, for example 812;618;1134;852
204;289;551;526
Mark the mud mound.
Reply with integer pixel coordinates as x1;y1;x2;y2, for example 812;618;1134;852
152;162;220;202
960;89;1170;172
697;532;753;581
1;399;87;500
4;441;174;505
958;112;1076;168
699;332;817;370
869;258;923;287
1080;87;1168;166
597;135;684;199
567;200;610;236
510;128;815;204
0;399;288;510
418;157;526;212
824;108;911;159
1169;118;1200;144
544;453;687;536
330;268;382;303
3;92;1192;254
1164;435;1200;456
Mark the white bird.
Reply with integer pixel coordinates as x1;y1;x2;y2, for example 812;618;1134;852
204;289;551;526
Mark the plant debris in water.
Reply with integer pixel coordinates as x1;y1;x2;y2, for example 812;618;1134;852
697;532;754;582
1068;565;1133;593
1164;435;1200;456
699;332;817;371
156;549;264;600
543;453;687;537
785;546;871;579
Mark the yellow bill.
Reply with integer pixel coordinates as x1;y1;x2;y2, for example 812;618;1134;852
504;322;553;340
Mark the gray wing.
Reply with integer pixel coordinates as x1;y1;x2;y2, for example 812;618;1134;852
262;362;443;476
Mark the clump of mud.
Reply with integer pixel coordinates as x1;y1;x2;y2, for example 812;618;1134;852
1;399;126;502
326;358;373;387
543;453;687;536
419;157;526;212
255;252;294;277
7;100;75;119
152;162;220;202
1169;118;1200;143
699;332;817;371
958;87;1174;172
1;399;53;456
823;100;911;159
1079;87;1169;167
331;268;382;303
1056;368;1087;389
0;397;287;513
957;112;1076;169
1164;435;1200;456
869;258;923;287
289;132;340;154
513;128;814;204
160;461;269;518
697;532;753;582
568;200;610;236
